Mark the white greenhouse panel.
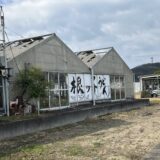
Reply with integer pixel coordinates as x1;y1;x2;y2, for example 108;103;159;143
94;75;110;100
77;74;85;102
68;74;77;103
68;74;111;103
84;74;92;101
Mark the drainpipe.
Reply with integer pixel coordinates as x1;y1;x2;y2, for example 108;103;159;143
91;67;95;106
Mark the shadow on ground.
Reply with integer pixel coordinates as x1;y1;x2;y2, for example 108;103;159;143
0;116;132;157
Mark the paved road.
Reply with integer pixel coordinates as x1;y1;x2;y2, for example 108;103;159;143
143;144;160;160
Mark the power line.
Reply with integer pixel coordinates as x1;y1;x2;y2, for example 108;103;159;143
5;27;24;39
5;31;20;73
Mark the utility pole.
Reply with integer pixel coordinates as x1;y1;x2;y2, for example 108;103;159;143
0;6;9;116
151;57;153;64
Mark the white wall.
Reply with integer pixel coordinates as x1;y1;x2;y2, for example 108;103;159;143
134;82;141;93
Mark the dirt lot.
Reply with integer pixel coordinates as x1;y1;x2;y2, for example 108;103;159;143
0;102;160;160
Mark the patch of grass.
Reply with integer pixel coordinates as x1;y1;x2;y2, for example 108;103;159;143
0;113;38;123
93;142;103;148
21;144;44;154
149;98;160;104
0;144;45;160
64;145;84;156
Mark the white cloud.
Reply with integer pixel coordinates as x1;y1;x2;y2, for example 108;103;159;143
101;22;118;33
1;0;160;68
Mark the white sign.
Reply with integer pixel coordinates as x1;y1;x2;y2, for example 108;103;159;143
68;74;77;103
84;74;92;101
68;74;111;103
68;74;92;102
94;75;111;100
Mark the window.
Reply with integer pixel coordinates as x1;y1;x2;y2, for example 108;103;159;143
40;72;69;108
60;90;69;106
60;73;67;89
50;90;59;107
50;72;58;89
40;90;49;109
116;89;120;99
110;75;125;100
120;76;124;87
121;88;125;99
111;88;115;100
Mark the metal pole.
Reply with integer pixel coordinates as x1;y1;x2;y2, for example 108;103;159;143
2;78;6;113
37;98;40;116
91;68;95;106
47;72;50;108
158;75;160;89
124;75;126;99
76;74;79;106
0;7;6;114
0;6;9;116
157;75;159;89
58;73;61;107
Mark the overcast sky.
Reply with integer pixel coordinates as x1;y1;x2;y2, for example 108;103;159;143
1;0;160;68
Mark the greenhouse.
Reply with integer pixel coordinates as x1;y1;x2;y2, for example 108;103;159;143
0;33;134;112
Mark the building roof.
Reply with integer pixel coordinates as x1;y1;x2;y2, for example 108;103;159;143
0;33;54;61
77;47;113;68
140;74;160;79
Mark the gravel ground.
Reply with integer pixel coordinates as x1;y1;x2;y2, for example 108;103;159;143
0;103;160;160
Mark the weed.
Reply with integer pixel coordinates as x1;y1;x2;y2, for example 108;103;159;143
65;145;84;156
93;142;103;148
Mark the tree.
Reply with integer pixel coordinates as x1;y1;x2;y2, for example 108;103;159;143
15;67;49;103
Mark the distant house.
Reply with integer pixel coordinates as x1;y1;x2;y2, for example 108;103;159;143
132;63;160;82
139;74;160;97
0;33;134;113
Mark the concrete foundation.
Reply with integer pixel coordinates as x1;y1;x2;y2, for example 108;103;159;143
0;99;149;140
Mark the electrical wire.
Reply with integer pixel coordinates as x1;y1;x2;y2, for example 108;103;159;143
5;31;20;73
5;27;24;39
